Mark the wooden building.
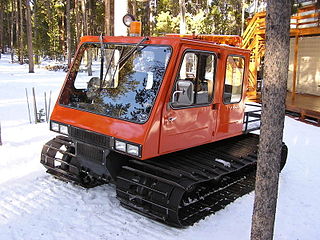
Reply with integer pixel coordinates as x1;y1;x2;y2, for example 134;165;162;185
242;0;320;125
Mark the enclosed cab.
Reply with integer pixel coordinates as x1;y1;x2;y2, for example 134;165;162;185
41;35;285;227
50;36;249;160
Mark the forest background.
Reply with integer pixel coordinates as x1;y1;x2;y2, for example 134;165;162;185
0;0;266;66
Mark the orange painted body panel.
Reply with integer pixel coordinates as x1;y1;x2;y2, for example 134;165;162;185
50;35;250;160
159;41;250;154
166;34;242;47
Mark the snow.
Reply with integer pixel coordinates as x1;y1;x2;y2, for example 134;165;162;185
244;103;261;132
214;158;231;168
1;54;320;239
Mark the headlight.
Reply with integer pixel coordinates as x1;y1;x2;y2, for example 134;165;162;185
51;122;59;132
127;144;139;156
115;140;126;152
114;139;141;157
60;125;69;135
50;121;69;135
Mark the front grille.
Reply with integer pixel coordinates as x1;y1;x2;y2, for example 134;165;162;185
70;126;111;148
77;142;104;164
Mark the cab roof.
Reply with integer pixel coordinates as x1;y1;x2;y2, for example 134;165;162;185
79;35;250;53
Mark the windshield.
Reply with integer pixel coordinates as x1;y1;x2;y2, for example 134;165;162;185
60;43;171;123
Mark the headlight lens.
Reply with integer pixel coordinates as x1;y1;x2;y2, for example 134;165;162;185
60;125;69;135
115;140;126;152
127;144;139;156
51;122;59;132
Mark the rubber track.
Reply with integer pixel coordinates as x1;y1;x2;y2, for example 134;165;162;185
41;134;287;227
116;133;287;227
41;136;103;188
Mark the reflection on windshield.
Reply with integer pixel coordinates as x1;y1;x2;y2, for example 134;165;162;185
60;43;171;123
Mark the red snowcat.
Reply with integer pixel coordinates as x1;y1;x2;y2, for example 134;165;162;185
41;34;287;227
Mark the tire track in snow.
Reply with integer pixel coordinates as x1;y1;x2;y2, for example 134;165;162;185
0;175;80;221
0;172;181;240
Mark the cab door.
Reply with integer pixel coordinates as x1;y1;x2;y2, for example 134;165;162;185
159;49;218;154
216;54;247;139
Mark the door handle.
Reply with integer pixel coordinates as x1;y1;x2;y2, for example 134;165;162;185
167;116;177;122
212;103;219;110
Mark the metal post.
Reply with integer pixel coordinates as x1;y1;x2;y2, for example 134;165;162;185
47;90;52;121
44;92;48;122
25;88;32;123
291;33;299;102
32;87;38;124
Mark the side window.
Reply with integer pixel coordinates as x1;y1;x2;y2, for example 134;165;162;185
197;54;215;104
223;56;245;104
74;48;99;89
173;51;216;107
179;52;198;81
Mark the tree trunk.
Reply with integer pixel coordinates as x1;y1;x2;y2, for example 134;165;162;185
81;0;87;36
61;13;65;60
88;0;92;35
18;0;24;64
5;3;10;53
150;0;156;35
143;1;150;36
105;0;109;35
110;0;114;35
75;0;81;43
241;0;245;35
0;1;3;57
25;0;34;73
81;0;92;75
250;1;291;240
104;0;114;36
179;0;186;34
33;0;39;64
130;0;137;17
10;0;14;62
66;0;71;66
13;0;19;62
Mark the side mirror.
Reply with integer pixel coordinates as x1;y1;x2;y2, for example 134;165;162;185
172;80;194;106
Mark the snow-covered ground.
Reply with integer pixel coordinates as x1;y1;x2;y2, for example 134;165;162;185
0;54;319;240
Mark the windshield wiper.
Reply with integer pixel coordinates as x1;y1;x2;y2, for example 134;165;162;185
118;37;149;68
102;48;117;87
98;37;149;90
108;37;149;82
